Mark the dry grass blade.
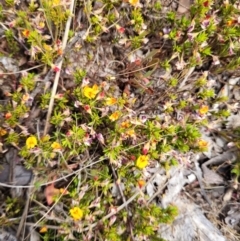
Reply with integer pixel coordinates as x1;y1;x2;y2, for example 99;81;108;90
43;0;76;136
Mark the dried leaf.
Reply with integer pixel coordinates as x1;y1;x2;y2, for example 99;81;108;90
44;183;61;205
44;178;68;205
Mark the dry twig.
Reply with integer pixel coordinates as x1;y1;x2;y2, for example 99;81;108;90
43;0;76;135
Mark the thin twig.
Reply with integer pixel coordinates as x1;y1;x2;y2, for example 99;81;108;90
109;164;136;241
39;0;54;40
178;66;195;90
25;222;62;230
16;176;36;239
173;0;191;10
116;62;158;76
0;64;44;75
0;158;103;188
110;164;129;210
43;0;75;135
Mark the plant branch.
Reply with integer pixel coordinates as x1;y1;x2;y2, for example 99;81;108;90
43;0;75;135
82;168;162;233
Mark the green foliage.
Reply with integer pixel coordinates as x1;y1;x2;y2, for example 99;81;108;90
40;92;51;109
5;197;23;217
130;35;143;49
74;68;87;84
154;1;162;11
41;0;69;37
198;88;215;99
5;132;20;145
5;29;19;54
5;0;14;7
177;100;187;109
131;9;144;32
167;11;176;21
231;159;240;178
214;109;231;118
168;77;178;87
16;10;29;27
20;73;36;91
1;0;240;240
50;111;65;126
0;5;3;20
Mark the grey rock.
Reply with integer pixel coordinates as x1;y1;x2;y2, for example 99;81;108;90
0;164;32;186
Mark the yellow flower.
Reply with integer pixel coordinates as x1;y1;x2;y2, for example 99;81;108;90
38;21;45;29
70;207;83;221
109;111;120;121
50;152;56;159
125;129;135;138
199;105;209;115
52;0;60;6
51;142;62;150
83;84;99;99
22;29;30;38
136;155;149;169
41;135;50;142
0;128;7;136
59;188;69;195
105;97;117;106
26;136;37;149
227;19;237;26
43;43;52;51
121;121;130;128
22;93;30;103
137;179;145;188
198;140;208;150
129;0;139;7
39;226;48;233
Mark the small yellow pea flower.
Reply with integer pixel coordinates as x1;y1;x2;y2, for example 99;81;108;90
43;43;52;51
121;121;130;128
137;179;145;188
51;142;62;150
198;140;208;150
38;21;45;29
136;155;149;169
41;135;50;142
22;93;30;103
227;20;237;26
52;0;60;6
22;29;30;38
50;152;56;159
109;111;120;121
129;0;139;7
83;84;99;99
125;129;135;138
105;97;117;106
70;207;83;221
39;226;48;233
0;128;7;136
26;136;37;149
199;105;209;115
